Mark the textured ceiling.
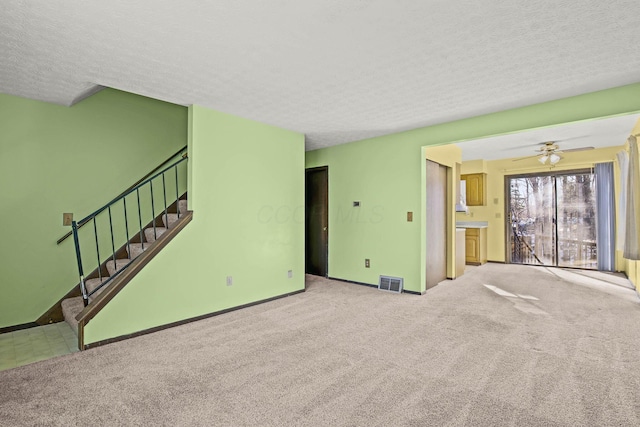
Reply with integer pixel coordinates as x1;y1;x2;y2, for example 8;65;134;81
455;113;640;161
2;1;640;150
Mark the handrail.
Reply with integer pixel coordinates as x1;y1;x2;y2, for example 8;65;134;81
75;210;193;350
57;145;187;245
70;153;189;307
77;156;187;225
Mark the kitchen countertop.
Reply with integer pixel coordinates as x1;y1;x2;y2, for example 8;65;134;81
456;221;489;229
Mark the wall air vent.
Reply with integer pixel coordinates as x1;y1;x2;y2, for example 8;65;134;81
378;275;403;293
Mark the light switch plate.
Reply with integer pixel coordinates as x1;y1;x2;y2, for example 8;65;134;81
226;276;233;286
63;213;73;226
407;212;413;222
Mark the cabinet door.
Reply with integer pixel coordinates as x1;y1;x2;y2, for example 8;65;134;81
465;235;479;263
462;173;485;206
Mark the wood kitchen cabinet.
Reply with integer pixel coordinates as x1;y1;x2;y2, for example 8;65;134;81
465;227;487;265
461;173;486;206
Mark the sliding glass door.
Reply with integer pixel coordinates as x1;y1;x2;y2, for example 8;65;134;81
507;170;597;269
556;173;597;268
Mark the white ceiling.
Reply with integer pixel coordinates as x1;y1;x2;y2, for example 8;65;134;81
455;113;640;161
2;1;640;151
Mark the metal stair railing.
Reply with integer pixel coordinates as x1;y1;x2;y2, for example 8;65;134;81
70;153;188;306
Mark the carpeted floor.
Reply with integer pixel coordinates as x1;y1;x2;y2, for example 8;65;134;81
1;263;639;426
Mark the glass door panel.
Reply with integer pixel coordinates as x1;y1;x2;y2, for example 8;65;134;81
508;176;555;266
507;170;597;270
556;173;597;268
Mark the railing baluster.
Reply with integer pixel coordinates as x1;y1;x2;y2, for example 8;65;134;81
162;172;168;229
123;197;131;259
93;218;101;281
68;155;187;309
137;188;144;250
71;221;88;306
150;180;157;239
174;165;180;218
108;206;116;272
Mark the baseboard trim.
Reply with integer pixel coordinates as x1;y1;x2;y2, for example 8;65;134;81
328;276;377;289
327;276;423;295
0;322;39;335
83;288;305;350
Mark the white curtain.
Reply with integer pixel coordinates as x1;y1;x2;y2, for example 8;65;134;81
616;150;629;250
595;162;615;271
624;135;640;260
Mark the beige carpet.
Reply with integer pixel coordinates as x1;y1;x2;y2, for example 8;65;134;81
1;263;639;426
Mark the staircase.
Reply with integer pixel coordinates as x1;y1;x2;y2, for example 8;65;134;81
61;199;188;335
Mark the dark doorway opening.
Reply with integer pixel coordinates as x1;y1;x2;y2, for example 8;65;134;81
306;167;328;277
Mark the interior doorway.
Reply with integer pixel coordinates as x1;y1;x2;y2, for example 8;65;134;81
425;160;448;289
305;167;328;277
506;169;598;269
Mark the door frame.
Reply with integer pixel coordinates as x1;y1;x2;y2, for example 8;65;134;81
503;168;595;268
305;166;329;277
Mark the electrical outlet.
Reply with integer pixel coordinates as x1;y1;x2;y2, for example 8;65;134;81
226;276;233;286
287;270;293;278
365;259;370;268
494;198;499;205
63;213;73;226
495;212;501;218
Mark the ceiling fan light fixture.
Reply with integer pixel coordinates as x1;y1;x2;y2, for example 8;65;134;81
549;153;561;164
538;155;549;164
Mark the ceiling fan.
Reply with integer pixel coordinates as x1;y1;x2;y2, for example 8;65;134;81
512;142;595;165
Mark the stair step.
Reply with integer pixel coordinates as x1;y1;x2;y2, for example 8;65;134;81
61;296;84;335
178;199;187;215
85;277;108;302
106;258;132;276
127;242;147;259
162;213;180;228
144;227;168;243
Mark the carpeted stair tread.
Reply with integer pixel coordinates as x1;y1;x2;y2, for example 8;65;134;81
163;213;180;228
127;242;147;259
61;296;84;334
106;258;132;276
60;195;188;337
178;199;187;214
85;277;108;303
144;226;168;243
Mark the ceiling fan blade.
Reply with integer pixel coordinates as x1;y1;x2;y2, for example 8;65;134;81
558;146;595;153
503;136;589;151
512;155;540;162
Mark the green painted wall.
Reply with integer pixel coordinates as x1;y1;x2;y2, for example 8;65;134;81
305;82;640;292
0;89;187;327
84;105;305;344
